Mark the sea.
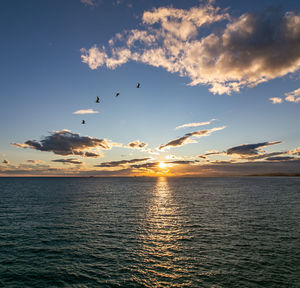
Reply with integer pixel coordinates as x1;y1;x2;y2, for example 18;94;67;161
0;177;299;287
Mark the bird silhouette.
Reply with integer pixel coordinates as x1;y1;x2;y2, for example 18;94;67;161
82;120;85;124
116;92;120;97
96;96;100;103
136;82;140;88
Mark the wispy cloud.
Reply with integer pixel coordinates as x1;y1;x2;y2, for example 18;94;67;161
269;97;283;104
95;157;151;168
52;158;83;165
80;0;97;6
81;5;300;95
158;126;226;150
27;160;44;164
175;119;216;130
265;156;295;161
226;141;282;156
12;130;121;158
73;109;99;114
285;88;300;103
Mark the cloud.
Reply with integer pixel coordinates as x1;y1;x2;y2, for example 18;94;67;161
269;97;283;104
130;162;159;169
27;160;44;164
125;140;157;154
285;88;300;103
73;109;99;114
80;0;97;6
2;159;9;164
226;141;282;156
265;156;295;161
198;150;225;158
52;158;83;165
245;151;286;160
158;126;226;150
126;140;148;149
81;5;300;95
175;119;216;130
12;130;120;158
289;147;300;155
95;157;151;168
167;160;198;165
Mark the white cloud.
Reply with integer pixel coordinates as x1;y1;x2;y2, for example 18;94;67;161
80;0;96;6
175;119;216;130
73;109;99;114
269;97;283;104
285;88;300;103
81;5;300;95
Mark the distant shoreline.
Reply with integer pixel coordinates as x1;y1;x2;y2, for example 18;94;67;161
0;174;300;178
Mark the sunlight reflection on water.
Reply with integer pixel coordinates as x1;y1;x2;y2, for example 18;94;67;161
132;177;194;287
0;177;299;287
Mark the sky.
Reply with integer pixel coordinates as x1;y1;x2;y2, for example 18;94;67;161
0;0;300;176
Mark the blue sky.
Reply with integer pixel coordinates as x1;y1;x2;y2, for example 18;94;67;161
1;0;300;176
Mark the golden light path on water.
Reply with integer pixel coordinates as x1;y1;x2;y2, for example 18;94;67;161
132;177;193;287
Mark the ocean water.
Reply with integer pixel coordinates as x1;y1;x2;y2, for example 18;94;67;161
0;177;299;287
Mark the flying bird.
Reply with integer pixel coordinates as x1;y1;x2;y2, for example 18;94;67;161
116;92;120;97
82;120;85;124
136;82;140;88
96;96;100;103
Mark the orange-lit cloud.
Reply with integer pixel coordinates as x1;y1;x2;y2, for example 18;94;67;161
285;88;300;103
269;97;283;104
158;126;225;150
73;109;99;114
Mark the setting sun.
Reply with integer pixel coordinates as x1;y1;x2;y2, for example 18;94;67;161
158;162;168;169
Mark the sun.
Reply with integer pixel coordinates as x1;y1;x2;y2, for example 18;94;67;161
158;162;167;169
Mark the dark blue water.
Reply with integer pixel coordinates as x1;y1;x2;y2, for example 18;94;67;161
0;177;299;287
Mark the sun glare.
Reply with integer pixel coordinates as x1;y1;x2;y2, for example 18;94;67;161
158;162;167;169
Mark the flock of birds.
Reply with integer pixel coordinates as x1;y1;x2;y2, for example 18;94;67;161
81;82;141;125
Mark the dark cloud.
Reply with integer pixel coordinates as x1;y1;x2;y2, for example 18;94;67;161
95;157;151;168
198;150;224;158
167;160;198;165
159;126;225;150
246;151;286;160
130;162;159;169
11;130;119;158
265;156;296;161
52;158;83;165
227;141;282;156
126;140;147;149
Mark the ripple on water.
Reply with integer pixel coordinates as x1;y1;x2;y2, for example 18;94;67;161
0;177;299;287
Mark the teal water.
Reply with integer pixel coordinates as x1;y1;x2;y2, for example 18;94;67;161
0;177;299;287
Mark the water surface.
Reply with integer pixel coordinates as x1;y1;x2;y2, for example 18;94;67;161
0;177;299;287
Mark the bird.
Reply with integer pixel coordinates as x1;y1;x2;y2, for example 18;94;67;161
96;96;100;103
136;82;140;88
82;120;85;124
116;92;120;97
